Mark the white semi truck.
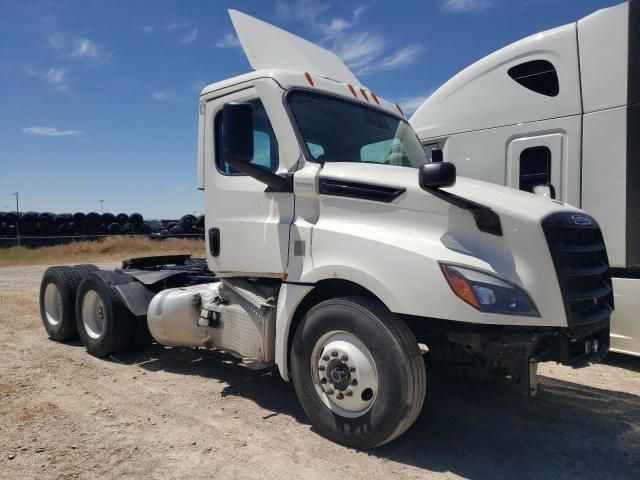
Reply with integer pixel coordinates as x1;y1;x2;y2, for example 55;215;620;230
39;11;614;448
410;0;638;356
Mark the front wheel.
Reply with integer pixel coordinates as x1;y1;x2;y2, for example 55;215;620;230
291;296;426;449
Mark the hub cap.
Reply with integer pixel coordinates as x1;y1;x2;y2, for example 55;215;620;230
82;290;105;339
43;283;62;326
311;331;378;418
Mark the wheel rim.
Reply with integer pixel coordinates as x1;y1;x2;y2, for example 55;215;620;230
43;283;62;326
82;290;105;340
311;331;379;418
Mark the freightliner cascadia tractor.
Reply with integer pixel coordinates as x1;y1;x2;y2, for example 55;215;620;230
39;11;614;449
410;0;639;357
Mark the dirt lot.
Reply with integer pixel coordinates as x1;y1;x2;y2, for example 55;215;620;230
1;264;639;480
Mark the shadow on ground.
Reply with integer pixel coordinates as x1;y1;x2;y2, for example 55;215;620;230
109;345;640;480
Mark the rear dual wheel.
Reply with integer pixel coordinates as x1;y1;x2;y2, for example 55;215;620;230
75;273;135;357
39;265;98;341
40;267;82;341
291;296;426;449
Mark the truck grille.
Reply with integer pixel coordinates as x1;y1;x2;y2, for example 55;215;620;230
541;213;614;326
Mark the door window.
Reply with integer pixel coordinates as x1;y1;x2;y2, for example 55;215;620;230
519;146;551;192
215;100;279;175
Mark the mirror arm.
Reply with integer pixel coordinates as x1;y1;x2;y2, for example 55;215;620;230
425;187;503;237
225;156;292;192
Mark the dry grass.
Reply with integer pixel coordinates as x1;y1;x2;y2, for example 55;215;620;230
0;236;206;267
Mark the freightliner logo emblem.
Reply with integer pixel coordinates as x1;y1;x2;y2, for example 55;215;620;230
571;214;592;226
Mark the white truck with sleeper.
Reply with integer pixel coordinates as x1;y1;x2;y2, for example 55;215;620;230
39;11;614;448
411;0;639;356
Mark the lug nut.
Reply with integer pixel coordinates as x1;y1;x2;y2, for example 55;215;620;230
345;390;353;397
341;354;348;362
322;355;329;361
321;378;327;384
336;392;344;400
349;366;356;372
318;365;326;371
326;388;334;395
330;351;339;357
351;379;358;386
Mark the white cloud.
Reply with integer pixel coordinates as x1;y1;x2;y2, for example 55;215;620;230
45;67;66;84
165;22;192;31
146;22;198;44
44;67;68;90
49;33;110;62
321;17;353;36
72;38;99;58
396;91;434;115
179;28;198;44
275;0;330;23
332;32;385;68
23;126;82;137
215;32;241;49
357;44;424;75
151;91;176;101
273;1;423;76
25;66;69;91
441;0;490;13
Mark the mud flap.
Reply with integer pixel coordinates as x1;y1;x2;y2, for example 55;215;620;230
484;341;539;396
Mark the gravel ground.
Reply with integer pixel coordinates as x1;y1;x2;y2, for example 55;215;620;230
0;264;639;480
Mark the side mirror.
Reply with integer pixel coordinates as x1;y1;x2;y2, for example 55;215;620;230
419;162;456;190
533;183;556;200
222;102;254;165
221;102;289;191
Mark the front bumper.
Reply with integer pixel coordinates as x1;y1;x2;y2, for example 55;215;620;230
446;318;610;396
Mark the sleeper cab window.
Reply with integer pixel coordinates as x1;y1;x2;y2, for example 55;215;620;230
508;60;559;97
215;100;279;175
519;146;551;193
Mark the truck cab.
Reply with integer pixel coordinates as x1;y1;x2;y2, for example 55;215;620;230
39;10;614;449
410;0;638;356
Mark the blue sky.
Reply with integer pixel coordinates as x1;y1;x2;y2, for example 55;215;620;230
0;0;618;218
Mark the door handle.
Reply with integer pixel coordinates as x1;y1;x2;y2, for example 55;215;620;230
208;228;220;257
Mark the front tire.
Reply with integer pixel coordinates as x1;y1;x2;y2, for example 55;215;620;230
75;272;134;357
291;296;426;449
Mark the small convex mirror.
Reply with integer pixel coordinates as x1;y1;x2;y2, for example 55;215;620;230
533;183;556;200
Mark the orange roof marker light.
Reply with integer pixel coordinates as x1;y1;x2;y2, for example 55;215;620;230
359;89;370;102
371;92;380;105
395;103;405;117
347;84;357;97
304;72;314;86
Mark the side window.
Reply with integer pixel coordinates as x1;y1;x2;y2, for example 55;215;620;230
215;100;279;175
306;142;325;160
508;60;559;97
360;139;393;163
520;146;551;192
422;143;441;161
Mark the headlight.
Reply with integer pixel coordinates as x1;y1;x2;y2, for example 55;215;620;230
440;263;540;316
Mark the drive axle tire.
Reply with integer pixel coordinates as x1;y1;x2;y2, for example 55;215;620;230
75;273;134;357
291;296;426;449
39;266;83;341
73;264;99;278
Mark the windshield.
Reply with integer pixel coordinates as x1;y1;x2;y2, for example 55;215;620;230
288;91;429;168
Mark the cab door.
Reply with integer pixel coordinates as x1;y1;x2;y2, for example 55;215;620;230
506;129;580;205
203;86;294;276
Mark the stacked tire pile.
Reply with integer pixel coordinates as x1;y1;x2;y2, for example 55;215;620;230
158;214;205;237
0;211;152;247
